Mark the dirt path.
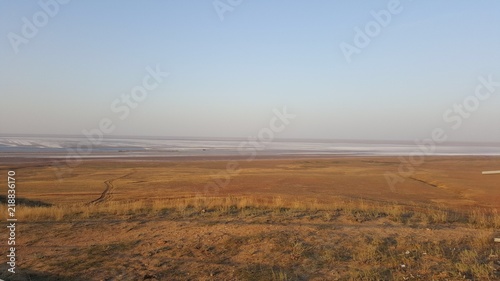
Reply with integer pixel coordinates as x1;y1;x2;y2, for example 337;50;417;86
88;172;134;205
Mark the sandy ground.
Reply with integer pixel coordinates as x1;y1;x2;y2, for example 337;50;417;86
6;211;499;280
1;156;499;209
0;156;499;280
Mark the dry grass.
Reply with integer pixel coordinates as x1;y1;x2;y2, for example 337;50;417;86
5;196;500;280
4;156;500;280
13;196;500;229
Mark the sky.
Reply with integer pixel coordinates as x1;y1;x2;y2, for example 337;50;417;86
1;0;500;142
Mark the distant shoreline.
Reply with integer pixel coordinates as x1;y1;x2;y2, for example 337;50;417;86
2;154;500;166
2;135;500;160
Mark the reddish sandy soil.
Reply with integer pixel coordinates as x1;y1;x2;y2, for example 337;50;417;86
1;156;499;209
0;156;499;280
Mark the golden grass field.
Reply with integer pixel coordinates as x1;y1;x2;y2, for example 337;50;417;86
0;156;499;280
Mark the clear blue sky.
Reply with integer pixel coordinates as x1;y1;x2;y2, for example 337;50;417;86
1;0;499;141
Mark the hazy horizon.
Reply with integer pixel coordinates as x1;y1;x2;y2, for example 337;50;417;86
2;133;500;145
2;1;500;142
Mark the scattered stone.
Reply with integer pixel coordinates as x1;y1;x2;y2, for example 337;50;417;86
143;274;157;280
